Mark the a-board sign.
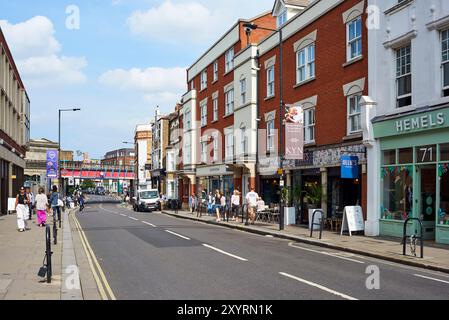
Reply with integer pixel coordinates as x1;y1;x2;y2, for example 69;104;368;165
8;198;16;212
340;206;365;236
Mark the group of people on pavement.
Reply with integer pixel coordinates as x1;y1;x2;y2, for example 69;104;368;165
14;185;84;232
188;187;262;224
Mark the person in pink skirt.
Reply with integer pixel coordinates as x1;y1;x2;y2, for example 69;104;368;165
35;187;48;227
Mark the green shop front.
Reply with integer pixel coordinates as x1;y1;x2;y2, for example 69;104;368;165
373;105;449;244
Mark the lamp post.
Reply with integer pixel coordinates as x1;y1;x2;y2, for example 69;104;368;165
58;108;81;196
243;22;285;231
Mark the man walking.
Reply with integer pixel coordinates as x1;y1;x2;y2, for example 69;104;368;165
26;187;35;221
245;187;259;224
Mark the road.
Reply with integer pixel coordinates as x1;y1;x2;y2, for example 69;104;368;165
75;199;449;300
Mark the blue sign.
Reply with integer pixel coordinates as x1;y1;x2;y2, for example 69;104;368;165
341;156;359;179
46;150;59;178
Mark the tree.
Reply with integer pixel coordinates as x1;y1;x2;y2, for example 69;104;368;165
81;179;96;190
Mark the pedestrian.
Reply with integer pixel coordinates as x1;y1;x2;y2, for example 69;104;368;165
231;190;240;221
15;186;30;232
35;187;48;227
50;186;61;224
196;193;202;218
245;187;259;224
207;192;214;214
189;194;196;213
215;190;222;222
220;192;227;221
79;192;85;213
26;187;35;221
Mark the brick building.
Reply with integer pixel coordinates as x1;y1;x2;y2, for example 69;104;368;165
101;148;135;167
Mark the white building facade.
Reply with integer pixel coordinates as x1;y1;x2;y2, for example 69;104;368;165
364;0;449;244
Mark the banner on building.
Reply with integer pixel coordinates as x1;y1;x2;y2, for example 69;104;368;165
46;150;59;178
341;156;359;179
284;105;304;160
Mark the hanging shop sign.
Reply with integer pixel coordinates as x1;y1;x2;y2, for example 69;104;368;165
341;156;359;179
284;105;304;160
46;150;59;178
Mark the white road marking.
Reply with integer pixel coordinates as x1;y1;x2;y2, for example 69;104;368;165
414;274;449;285
128;217;139;221
279;272;358;300
142;221;157;228
202;244;248;262
120;214;127;217
288;242;365;264
165;230;191;240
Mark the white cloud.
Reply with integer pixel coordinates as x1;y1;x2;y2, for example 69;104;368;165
0;16;87;87
126;1;230;45
99;66;185;93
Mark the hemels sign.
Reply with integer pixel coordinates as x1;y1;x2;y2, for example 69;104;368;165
396;113;445;133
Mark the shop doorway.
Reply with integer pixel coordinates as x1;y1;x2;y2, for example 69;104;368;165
417;165;437;240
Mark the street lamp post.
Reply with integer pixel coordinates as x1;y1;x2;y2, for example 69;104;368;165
243;23;285;231
58;108;81;196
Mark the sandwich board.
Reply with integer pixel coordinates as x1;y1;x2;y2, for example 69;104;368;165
8;198;16;213
340;206;365;236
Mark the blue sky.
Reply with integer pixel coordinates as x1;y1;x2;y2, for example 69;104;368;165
0;0;274;159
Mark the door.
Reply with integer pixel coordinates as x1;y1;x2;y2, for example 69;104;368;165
416;165;437;240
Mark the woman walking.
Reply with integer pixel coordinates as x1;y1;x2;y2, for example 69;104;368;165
215;190;222;222
35;187;48;227
15;187;30;232
231;190;240;221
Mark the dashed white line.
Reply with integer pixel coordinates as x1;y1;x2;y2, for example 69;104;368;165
120;214;127;217
414;274;449;285
202;244;248;262
165;230;191;240
288;242;365;264
128;217;139;221
142;221;157;228
279;272;358;300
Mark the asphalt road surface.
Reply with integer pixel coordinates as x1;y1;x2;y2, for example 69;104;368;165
75;200;449;300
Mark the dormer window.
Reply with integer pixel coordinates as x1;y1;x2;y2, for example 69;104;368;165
277;10;288;28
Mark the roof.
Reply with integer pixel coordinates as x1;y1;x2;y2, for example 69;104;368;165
272;0;309;14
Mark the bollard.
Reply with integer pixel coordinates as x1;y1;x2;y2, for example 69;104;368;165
46;225;52;283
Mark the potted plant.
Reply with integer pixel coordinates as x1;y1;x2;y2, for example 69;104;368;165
305;183;323;230
281;186;296;226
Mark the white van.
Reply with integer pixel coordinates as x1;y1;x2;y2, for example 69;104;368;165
133;189;161;212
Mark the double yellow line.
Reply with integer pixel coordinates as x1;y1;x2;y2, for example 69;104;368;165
72;212;116;300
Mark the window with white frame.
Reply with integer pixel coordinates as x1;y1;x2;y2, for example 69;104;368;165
201;102;207;127
277;10;288;28
213;137;219;161
201;141;207;163
225;48;234;73
167;150;176;171
225;132;234;160
267;119;275;152
442;29;449;96
304;108;315;143
347;17;362;61
184;110;191;130
225;89;234;115
184;134;191;164
297;44;315;84
396;44;412;108
267;66;275;97
347;95;362;134
240;127;247;155
213;96;218;121
213;61;218;82
200;69;207;90
240;78;247;105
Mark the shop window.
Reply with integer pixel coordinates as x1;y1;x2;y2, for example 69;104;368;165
398;148;413;164
441;143;449;161
416;145;436;163
383;150;396;165
439;163;449;225
381;167;413;221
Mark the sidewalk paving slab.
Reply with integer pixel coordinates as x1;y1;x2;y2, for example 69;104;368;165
160;208;449;274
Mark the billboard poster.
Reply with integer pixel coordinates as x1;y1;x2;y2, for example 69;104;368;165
284;105;304;160
46;150;59;178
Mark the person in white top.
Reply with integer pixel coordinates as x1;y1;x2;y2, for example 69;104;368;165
35;187;48;227
230;190;240;221
245;187;259;224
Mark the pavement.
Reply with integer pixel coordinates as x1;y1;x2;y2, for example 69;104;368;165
0;206;102;300
159;208;449;274
0;212;62;300
74;201;449;300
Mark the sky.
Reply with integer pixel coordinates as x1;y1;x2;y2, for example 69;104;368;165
0;0;274;159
